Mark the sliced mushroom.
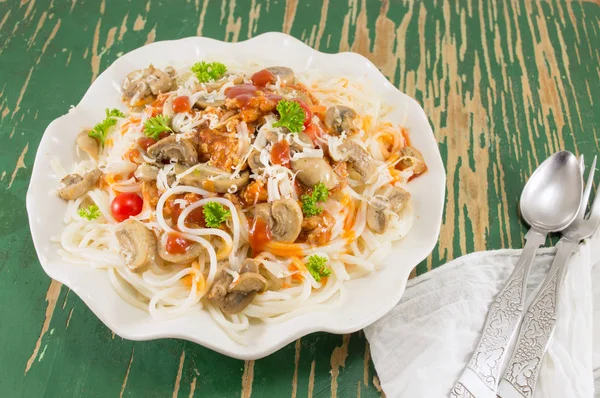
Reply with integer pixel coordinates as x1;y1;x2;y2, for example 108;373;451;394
253;198;303;242
289;132;314;153
265;66;295;85
147;135;198;165
207;263;266;314
157;234;204;264
291;158;339;190
195;96;226;109
259;267;283;291
397;146;427;178
229;272;267;293
174;164;250;193
324;106;358;135
77;130;100;160
203;73;244;93
58;169;102;200
247;150;265;173
329;140;377;184
367;185;411;234
134;164;159;181
122;65;174;105
115;220;158;271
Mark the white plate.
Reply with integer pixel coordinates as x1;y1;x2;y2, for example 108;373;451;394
26;32;445;360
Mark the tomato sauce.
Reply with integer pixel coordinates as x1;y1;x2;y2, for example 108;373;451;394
270;140;290;167
249;217;272;253
172;96;191;113
251;69;275;87
225;84;260;107
166;233;193;254
137;137;157;151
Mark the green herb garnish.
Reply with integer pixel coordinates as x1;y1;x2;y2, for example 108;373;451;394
143;115;173;140
273;99;306;133
301;182;330;216
306;255;331;282
191;61;227;83
87;108;125;147
203;202;231;228
78;204;101;221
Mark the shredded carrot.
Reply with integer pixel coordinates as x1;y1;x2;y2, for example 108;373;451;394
290;256;307;272
264;242;304;257
182;260;205;290
343;198;356;231
341;230;355;242
401;127;411;147
105;138;114;148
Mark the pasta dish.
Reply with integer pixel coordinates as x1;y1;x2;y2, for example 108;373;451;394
54;61;427;343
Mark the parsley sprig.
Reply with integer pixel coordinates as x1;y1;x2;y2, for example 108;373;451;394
191;61;227;83
88;108;126;147
203;202;231;228
306;255;331;282
143;115;173;140
273;100;306;133
301;182;330;216
78;204;101;221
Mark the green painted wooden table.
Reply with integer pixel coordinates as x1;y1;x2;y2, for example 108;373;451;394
1;0;599;396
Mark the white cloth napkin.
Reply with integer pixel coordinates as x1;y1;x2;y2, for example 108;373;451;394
364;231;600;398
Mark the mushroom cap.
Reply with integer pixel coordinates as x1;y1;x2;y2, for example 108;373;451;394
147;135;198;166
291;158;339;190
229;272;267;293
58;169;102;200
324;106;358;135
76;130;99;160
289;132;314;153
174;164;250;193
366;185;411;233
115;220;158;271
265;66;295;85
254;198;303;243
247;150;264;173
122;65;174;105
330;140;377;184
134;164;159;182
397;146;427;178
207;263;267;314
195;96;226;109
157;234;204;264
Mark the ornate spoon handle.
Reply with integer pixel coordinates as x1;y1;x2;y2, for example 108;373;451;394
497;239;579;398
450;230;546;398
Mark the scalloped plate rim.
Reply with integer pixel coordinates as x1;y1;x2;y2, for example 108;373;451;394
26;32;446;360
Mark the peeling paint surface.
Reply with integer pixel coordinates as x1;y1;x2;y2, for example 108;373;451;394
0;0;598;397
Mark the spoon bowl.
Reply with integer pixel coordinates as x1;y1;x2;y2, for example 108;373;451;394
520;151;583;232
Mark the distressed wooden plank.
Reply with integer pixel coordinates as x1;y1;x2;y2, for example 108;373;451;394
0;0;598;397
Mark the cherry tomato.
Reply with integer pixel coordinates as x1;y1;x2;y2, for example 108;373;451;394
172;96;191;113
111;193;143;222
293;98;312;126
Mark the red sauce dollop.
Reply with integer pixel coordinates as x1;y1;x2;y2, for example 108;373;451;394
166;233;192;254
137;137;157;151
172;96;191;113
249;217;272;253
251;69;275;87
225;84;260;107
270;140;291;167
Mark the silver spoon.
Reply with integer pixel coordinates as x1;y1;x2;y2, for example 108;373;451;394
450;151;583;398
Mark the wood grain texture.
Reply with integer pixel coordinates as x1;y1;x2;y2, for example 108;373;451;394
0;0;598;397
